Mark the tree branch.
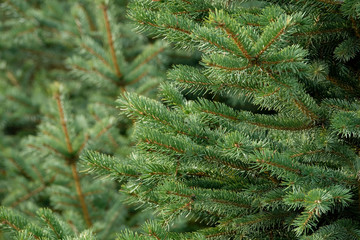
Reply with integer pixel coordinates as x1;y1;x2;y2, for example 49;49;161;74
101;4;122;79
71;163;92;227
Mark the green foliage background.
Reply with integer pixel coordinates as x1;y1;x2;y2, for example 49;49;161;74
2;0;360;239
0;0;184;239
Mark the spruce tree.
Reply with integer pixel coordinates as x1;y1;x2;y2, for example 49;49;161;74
1;0;169;239
81;0;360;239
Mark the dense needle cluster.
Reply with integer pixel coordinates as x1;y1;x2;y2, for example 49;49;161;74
86;0;360;239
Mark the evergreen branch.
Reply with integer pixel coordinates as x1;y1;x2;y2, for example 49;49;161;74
11;185;46;208
1;220;21;232
51;191;78;201
6;95;35;109
133;47;165;73
216;23;252;59
138;19;192;40
201;108;314;131
178;78;258;93
70;163;92;227
1;219;42;240
198;36;241;57
91;113;101;122
149;172;171;176
100;207;122;238
67;219;78;235
128;70;149;85
32;166;45;184
203;155;251;171
84;190;103;197
0;208;42;239
42;143;68;159
261;58;297;65
207;62;252;71
87;162;140;178
326;75;356;94
40;212;62;239
201;109;237;121
263;87;280;97
127;104;169;126
143;138;185;153
124;191;159;205
138;20;161;29
166;191;192;198
123;94;208;140
255;158;302;175
256;26;287;58
45;220;61;239
236;211;291;227
81;43;112;68
290;149;347;159
27;144;42;152
8;157;33;181
293;99;319;120
205;230;237;239
79;4;97;31
264;172;281;184
173;9;209;15
267;121;307;134
5;1;360;238
41;130;62;144
255;63;290;88
76;134;89;156
185;172;211;177
54;90;92;227
75;17;84;36
54;92;73;154
71;64;119;86
107;133;119;147
41;25;77;37
177;78;213;86
169;198;195;214
101;4;123;79
95;123;114;139
148;229;161;240
167;25;191;35
211;199;251;209
300;208;316;235
83;151;139;178
291;150;326;159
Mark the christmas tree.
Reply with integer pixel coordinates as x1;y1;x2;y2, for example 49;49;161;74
3;0;360;239
82;0;360;239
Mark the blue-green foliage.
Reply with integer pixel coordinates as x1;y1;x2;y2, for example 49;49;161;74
0;0;170;239
81;0;360;239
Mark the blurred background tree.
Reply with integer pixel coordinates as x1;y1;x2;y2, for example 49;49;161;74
0;0;199;239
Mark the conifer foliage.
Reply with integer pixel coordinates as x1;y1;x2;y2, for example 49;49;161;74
82;0;360;239
1;0;168;239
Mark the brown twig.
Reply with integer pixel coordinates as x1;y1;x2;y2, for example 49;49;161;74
71;163;92;227
11;185;46;207
101;4;122;79
54;93;73;153
54;91;92;227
